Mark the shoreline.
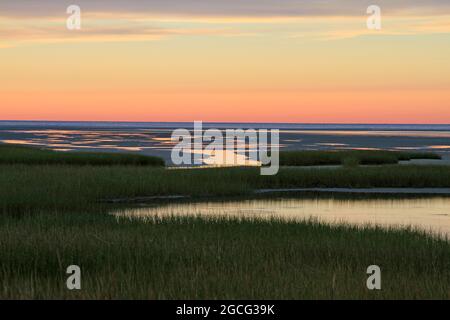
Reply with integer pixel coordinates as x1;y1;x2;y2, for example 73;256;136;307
255;187;450;195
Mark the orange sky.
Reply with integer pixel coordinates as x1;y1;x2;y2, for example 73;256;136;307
1;4;450;123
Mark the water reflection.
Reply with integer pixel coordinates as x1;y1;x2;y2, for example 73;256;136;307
279;130;450;138
2;126;450;165
113;197;450;237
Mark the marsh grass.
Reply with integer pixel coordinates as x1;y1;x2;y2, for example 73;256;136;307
0;144;165;166
2;164;450;214
279;150;441;166
1;145;449;300
342;157;361;168
0;213;448;299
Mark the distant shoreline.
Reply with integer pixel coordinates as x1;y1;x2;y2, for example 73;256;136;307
1;120;450;131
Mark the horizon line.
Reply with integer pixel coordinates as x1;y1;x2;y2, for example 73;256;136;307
1;119;450;126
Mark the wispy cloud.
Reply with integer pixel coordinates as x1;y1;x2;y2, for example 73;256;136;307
1;0;450;18
1;1;450;47
0;15;246;47
286;15;450;41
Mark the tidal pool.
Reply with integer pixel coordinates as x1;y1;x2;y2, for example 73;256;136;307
113;197;450;237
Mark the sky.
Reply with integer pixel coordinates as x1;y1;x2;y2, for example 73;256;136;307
1;1;450;123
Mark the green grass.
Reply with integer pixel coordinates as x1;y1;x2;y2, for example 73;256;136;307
0;213;448;299
0;144;165;166
2;164;450;214
1;145;449;299
279;150;441;166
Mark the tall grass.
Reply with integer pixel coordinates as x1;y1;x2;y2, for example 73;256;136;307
0;213;448;299
0;146;448;300
279;150;441;166
1;164;450;214
0;144;165;166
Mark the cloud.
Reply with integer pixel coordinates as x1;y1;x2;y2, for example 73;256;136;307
1;1;450;48
286;14;450;40
0;15;244;47
1;0;450;18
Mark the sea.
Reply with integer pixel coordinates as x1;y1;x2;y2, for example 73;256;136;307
1;121;449;165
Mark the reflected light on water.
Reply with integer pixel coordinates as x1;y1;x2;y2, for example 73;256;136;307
113;197;450;237
2;127;450;167
280;130;450;138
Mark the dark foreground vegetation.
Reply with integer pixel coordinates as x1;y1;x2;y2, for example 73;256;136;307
0;213;448;299
0;144;449;299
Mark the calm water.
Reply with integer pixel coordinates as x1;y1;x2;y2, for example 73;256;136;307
113;197;450;237
1;121;450;165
